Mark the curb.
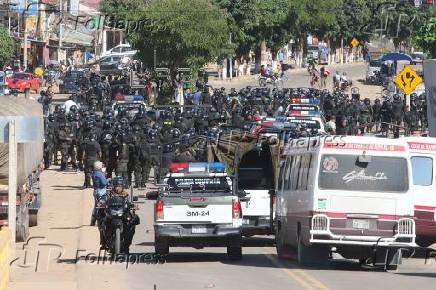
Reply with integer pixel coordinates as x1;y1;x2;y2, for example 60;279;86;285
0;227;11;290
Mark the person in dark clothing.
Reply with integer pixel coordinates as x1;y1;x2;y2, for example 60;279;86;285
83;133;102;188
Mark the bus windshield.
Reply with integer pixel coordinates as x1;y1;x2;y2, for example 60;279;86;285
318;154;408;192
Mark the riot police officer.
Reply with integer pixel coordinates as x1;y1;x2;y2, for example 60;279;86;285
83;133;102;188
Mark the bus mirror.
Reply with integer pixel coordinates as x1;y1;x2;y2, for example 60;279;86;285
237;190;247;198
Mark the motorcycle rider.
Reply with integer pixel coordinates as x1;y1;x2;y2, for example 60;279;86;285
102;176;140;254
83;133;102;188
372;98;382;132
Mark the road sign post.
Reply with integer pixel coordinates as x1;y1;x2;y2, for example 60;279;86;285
424;60;436;137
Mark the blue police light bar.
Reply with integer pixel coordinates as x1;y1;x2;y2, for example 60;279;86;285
207;162;225;173
123;95;145;101
275;116;288;122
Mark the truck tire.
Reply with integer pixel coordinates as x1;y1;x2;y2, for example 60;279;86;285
29;212;38;227
227;235;242;260
227;245;242;260
155;236;169;255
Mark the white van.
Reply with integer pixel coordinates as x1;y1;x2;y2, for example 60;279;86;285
276;136;416;266
404;137;436;247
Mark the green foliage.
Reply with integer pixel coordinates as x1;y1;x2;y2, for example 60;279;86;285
102;0;231;71
214;0;291;56
329;0;372;46
286;0;340;51
0;25;15;67
415;17;436;58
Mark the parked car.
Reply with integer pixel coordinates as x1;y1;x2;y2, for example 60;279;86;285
99;55;131;75
410;52;426;64
59;70;88;94
6;72;40;93
365;59;382;84
100;44;137;58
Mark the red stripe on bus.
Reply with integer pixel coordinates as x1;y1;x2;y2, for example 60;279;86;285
324;143;405;151
408;142;436;151
414;205;435;211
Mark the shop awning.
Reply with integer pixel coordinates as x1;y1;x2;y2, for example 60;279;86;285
50;29;95;47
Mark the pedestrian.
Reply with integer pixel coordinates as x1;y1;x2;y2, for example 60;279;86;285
90;161;108;226
319;66;327;88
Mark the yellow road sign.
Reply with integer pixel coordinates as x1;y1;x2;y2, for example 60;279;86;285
350;38;359;48
34;67;43;77
394;65;423;95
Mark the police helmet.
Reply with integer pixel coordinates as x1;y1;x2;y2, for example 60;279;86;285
112;176;124;188
171;128;181;139
163;143;174;153
148;129;158;140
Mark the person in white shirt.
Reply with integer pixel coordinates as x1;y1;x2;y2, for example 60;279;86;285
62;96;80;114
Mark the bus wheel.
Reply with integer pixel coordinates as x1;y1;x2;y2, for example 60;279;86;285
297;232;329;266
276;224;292;259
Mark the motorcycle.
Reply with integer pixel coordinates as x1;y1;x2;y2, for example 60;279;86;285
334;74;352;91
98;195;136;255
257;74;282;88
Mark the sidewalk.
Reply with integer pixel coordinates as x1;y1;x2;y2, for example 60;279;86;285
7;167;93;290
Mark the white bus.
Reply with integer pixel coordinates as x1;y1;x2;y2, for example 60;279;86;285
276;136;416;266
404;137;436;247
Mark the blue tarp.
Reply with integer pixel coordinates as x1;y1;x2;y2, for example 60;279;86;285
379;53;412;62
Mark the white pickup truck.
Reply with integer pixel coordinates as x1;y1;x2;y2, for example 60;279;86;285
147;162;243;260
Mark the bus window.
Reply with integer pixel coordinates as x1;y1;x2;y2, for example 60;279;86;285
411;156;433;186
319;155;408;192
291;155;301;190
298;154;312;190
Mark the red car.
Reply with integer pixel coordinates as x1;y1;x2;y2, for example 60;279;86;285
6;72;40;92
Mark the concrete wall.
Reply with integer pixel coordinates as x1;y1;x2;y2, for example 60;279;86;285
0;227;10;290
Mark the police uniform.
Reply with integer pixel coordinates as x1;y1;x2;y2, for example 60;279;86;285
83;138;101;187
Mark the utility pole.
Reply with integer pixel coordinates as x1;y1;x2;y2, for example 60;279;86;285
23;0;28;71
58;0;63;63
229;33;232;80
8;120;17;246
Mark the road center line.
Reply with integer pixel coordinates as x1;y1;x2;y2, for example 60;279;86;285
263;253;315;290
262;249;330;290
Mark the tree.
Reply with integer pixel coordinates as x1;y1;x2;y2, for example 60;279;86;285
102;0;231;71
0;25;15;67
329;0;372;47
415;17;436;58
214;0;291;67
287;0;340;65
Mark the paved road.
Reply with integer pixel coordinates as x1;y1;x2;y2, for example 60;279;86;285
209;62;384;100
8;165;436;290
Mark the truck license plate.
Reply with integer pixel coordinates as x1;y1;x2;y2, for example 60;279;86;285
352;219;370;230
192;225;207;234
243;218;250;225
